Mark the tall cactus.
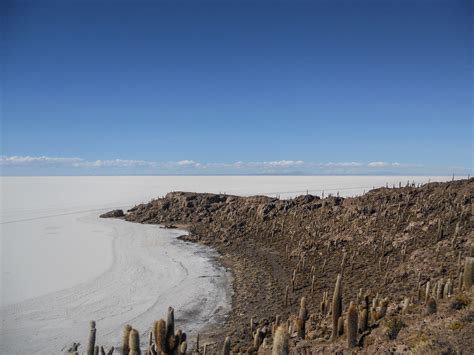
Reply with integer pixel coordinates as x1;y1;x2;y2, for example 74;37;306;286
86;321;96;355
166;307;177;352
331;274;343;340
298;297;308;322
154;320;167;354
121;324;132;355
272;314;281;335
129;328;141;355
424;281;431;304
295;317;305;339
337;316;344;336
377;298;389;320
296;297;308;339
347;302;358;348
436;279;445;300
401;297;410;314
358;308;368;333
253;328;263;350
272;326;289;355
320;291;328;316
222;336;231;355
463;257;474;290
179;341;187;355
444;278;453;297
166;307;175;339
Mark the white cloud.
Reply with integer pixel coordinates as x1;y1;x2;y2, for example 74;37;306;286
238;160;305;168
76;159;157;168
367;161;389;167
180;160;305;170
367;161;410;168
1;155;432;174
324;162;363;167
0;155;83;166
262;160;305;167
0;156;157;169
176;160;199;167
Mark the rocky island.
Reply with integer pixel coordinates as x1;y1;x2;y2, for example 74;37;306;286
94;178;473;354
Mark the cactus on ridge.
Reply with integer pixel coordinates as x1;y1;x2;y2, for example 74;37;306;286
153;319;167;353
463;257;474;290
86;321;96;355
222;336;231;355
121;324;132;355
166;307;177;352
347;302;358;348
129;328;141;355
331;274;343;340
179;341;187;355
272;326;289;355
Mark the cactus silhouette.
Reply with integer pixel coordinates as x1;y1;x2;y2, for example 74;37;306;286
121;324;132;355
129;328;141;355
153;320;167;354
358;308;368;333
296;297;308;339
253;328;263;350
337;316;344;336
436;279;445;299
331;274;343;340
424;281;431;304
86;321;96;355
272;326;289;355
166;307;177;352
347;302;358;348
179;341;187;355
463;257;473;290
222;336;231;355
295;317;305;339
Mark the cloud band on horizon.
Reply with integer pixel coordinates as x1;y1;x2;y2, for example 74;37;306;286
0;155;471;176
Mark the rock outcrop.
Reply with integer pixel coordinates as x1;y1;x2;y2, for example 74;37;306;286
100;209;124;218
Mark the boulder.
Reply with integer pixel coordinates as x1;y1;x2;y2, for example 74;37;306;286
100;209;124;218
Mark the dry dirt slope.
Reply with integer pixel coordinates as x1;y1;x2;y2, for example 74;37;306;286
115;178;473;354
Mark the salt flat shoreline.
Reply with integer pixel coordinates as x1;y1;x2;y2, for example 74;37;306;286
0;212;232;354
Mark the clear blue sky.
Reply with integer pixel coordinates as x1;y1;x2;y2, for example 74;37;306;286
1;0;472;175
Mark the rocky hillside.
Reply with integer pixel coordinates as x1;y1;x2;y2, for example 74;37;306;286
106;178;473;354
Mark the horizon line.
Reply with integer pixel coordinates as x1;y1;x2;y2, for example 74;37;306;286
0;174;468;177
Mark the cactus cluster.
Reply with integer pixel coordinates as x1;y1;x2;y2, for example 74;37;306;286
72;307;188;355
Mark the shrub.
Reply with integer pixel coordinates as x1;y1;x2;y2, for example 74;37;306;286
448;321;465;331
385;317;405;340
451;294;471;310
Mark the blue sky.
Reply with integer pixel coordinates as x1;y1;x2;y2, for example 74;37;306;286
1;0;472;175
